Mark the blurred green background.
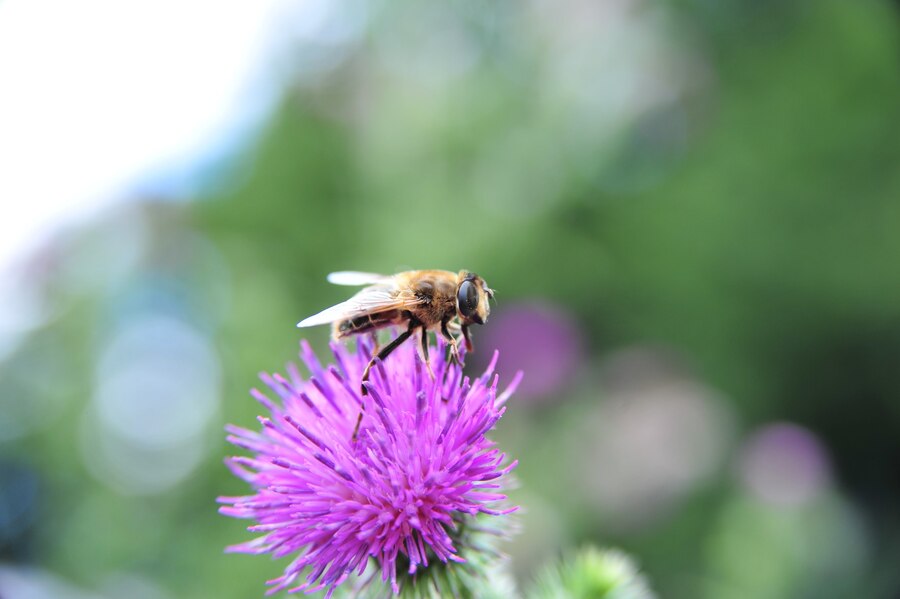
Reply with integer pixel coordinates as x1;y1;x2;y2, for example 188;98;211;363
2;0;899;597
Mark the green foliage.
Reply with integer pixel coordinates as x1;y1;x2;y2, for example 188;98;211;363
528;547;655;599
329;516;519;599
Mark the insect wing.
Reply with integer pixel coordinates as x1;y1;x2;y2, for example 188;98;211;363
326;271;391;286
297;286;420;328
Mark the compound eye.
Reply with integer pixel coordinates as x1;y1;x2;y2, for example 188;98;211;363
457;280;479;320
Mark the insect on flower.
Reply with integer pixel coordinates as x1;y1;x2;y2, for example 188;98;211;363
297;270;494;392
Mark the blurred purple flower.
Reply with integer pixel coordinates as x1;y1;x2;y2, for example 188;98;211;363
739;422;831;507
569;345;734;532
475;301;583;402
218;337;520;597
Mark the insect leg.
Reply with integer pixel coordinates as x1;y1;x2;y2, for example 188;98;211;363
441;319;461;366
461;324;473;352
361;325;415;394
353;320;419;442
419;326;435;379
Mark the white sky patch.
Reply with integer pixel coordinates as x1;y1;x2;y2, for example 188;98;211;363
0;0;302;272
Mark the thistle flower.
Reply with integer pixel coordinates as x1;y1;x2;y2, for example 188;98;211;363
218;336;521;598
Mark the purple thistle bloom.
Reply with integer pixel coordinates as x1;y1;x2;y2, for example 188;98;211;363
218;336;521;598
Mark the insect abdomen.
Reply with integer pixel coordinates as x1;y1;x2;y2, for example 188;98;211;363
334;310;402;339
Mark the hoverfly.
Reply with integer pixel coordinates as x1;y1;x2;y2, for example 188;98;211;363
297;269;494;393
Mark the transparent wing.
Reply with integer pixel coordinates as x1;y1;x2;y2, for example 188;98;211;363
297;286;422;328
326;271;392;286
